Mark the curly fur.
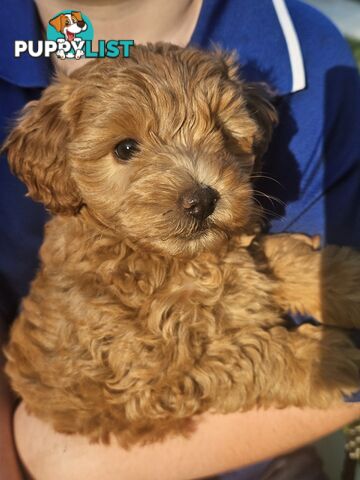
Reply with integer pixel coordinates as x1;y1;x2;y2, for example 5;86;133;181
2;44;360;448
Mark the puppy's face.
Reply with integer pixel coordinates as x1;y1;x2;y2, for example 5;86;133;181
4;44;277;256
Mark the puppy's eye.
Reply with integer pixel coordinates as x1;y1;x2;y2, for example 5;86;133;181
114;139;139;161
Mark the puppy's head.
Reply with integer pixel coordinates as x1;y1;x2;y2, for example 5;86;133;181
3;44;277;256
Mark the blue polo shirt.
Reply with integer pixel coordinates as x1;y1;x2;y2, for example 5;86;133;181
1;0;359;403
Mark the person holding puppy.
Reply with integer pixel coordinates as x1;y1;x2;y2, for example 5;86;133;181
0;0;359;479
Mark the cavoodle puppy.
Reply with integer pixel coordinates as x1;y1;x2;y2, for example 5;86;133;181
3;44;360;447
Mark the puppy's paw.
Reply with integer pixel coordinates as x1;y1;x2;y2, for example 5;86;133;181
261;232;321;255
290;233;321;250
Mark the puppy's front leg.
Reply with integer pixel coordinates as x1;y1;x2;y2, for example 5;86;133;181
259;234;360;328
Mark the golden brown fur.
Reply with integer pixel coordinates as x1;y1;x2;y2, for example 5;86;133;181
2;44;360;448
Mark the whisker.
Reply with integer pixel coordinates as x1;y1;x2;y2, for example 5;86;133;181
250;174;284;188
252;197;285;221
261;209;285;220
252;190;286;208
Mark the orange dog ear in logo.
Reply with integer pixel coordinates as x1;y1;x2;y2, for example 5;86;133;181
49;14;66;33
71;11;83;22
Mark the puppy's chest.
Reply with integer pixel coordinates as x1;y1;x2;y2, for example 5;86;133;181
98;248;274;328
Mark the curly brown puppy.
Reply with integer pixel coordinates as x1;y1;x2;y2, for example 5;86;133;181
3;44;360;448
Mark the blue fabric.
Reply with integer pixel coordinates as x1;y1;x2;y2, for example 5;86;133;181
1;0;52;87
0;3;359;477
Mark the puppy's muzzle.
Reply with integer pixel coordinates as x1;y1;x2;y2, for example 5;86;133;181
180;185;219;221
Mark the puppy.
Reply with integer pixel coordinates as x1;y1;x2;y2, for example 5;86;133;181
49;11;87;59
3;44;360;447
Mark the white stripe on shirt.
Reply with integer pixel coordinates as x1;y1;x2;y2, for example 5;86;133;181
273;0;306;93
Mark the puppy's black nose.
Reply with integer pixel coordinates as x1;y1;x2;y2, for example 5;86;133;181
77;20;85;28
181;185;219;220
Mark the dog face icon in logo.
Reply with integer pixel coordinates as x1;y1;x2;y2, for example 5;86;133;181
49;11;88;59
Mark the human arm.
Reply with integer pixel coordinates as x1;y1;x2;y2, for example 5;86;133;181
14;401;360;480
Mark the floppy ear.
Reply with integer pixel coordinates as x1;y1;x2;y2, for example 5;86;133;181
2;79;82;215
71;11;83;21
241;82;278;161
215;49;240;83
49;14;64;33
219;51;278;162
